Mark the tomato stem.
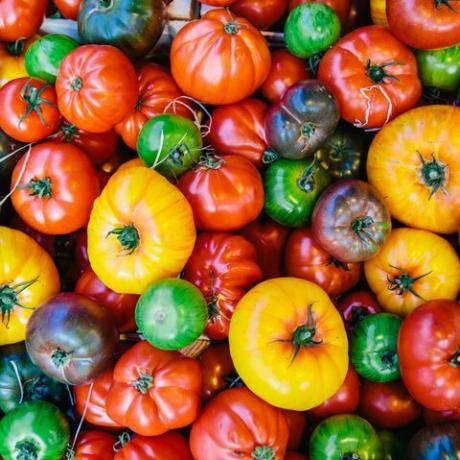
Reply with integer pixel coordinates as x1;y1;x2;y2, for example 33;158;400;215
450;347;460;367
19;80;55;127
262;148;279;165
340;454;360;460
328;257;351;271
300;121;316;138
6;39;25;56
199;152;224;169
15;439;39;460
365;60;400;85
107;224;140;255
351;216;375;244
133;371;153;394
417;152;448;198
387;265;432;300
434;0;456;11
0;278;37;327
25;177;52;198
251;446;275;460
51;348;72;367
71;77;83;91
59;122;79;143
224;22;240;35
297;160;317;193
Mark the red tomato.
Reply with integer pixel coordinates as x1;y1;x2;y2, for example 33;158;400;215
359;381;421;429
283;410;307;451
178;154;264;231
0;0;48;41
337;291;382;333
115;63;191;150
56;45;138;133
74;228;89;276
318;26;421;129
55;0;82;20
74;431;117;460
240;217;290;279
106;341;202;436
198;0;236;5
11;142;100;235
289;0;351;23
208;98;270;167
398;299;460;411
423;408;460;425
260;49;309;104
309;365;360;418
0;78;61;142
231;0;289;30
387;0;460;50
285;228;362;298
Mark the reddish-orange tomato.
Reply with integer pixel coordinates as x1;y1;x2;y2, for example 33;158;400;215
231;0;289;30
289;0;351;23
260;49;309;104
55;0;82;20
198;0;236;5
283;410;307;451
285;228;362;298
74;431;117;460
0;78;61;142
115;63;191;150
56;45;138;133
171;9;271;105
178;154;264;231
11;142;100;235
424;408;460;425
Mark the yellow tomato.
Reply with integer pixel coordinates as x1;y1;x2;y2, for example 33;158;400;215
229;278;348;410
88;166;196;294
0;37;38;87
0;226;60;345
117;158;144;171
370;0;388;26
367;105;460;234
365;228;460;316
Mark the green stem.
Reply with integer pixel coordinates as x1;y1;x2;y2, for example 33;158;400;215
434;0;456;11
341;454;360;460
297;160;317;193
252;446;275;460
133;371;153;394
351;216;375;244
387;265;431;300
15;439;39;460
71;77;83;91
25;177;52;198
365;59;400;84
59;122;78;143
199;153;224;170
107;224;140;255
262;148;279;165
300;121;315;138
19;80;56;127
51;348;72;367
417;152;448;198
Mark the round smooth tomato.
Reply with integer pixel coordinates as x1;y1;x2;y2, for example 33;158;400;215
0;37;38;88
0;77;61;142
231;0;289;30
178;154;264;231
285;228;361;298
184;232;262;340
56;45;138;133
338;291;381;333
73;431;117;460
289;0;351;23
11;142;100;235
171;9;270;105
283;410;307;451
55;0;82;19
318;25;421;129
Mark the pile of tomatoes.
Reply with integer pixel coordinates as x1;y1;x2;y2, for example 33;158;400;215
0;0;459;459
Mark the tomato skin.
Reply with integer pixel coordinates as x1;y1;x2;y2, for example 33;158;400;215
398;300;460;411
337;291;381;333
74;431;117;460
318;25;421;129
55;0;82;19
198;0;237;5
424;408;460;425
56;45;138;133
0;37;38;88
283;410;307;451
370;0;387;26
285;454;306;460
171;9;271;105
285;228;361;298
231;0;289;30
190;387;289;460
289;0;351;24
184;232;262;340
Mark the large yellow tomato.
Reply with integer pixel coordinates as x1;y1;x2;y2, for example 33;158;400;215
365;228;460;316
0;37;38;87
229;278;348;410
0;226;60;345
367;105;460;234
88;166;196;294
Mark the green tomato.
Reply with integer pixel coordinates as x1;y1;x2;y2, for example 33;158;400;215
285;3;341;58
137;114;203;180
310;414;384;460
0;401;70;460
416;44;460;93
135;278;207;350
25;34;79;84
264;157;331;227
351;313;402;383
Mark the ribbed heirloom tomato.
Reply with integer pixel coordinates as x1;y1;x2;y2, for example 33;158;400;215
0;0;47;41
73;431;117;460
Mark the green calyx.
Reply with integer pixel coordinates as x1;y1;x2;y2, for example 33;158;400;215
417;152;448;197
340;454;360;460
25;177;52;199
224;22;240;35
387;265;432;300
107;224;140;255
450;347;460;367
19;80;55;127
134;371;153;394
380;350;397;370
351;215;375;244
199;153;225;170
300;121;316;138
328;257;351;271
51;348;72;368
262;148;279;165
59;122;78;143
6;40;25;56
71;77;83;91
0;279;37;327
297;161;317;193
434;0;456;11
15;439;39;460
365;59;399;85
169;144;190;166
329;142;352;161
251;446;275;460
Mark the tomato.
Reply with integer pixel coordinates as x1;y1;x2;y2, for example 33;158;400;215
0;77;61;142
370;0;387;26
74;229;89;276
11;142;100;235
178;154;264;231
318;26;421;129
73;431;117;460
198;0;237;5
0;401;70;460
208;98;271;167
264;158;331;227
364;228;460;316
289;0;351;24
0;37;37;88
285;228;361;298
106;340;202;436
283;410;307;451
260;49;309;104
171;9;270;105
190;387;289;460
25;293;119;385
74;368;123;429
88;166;196;294
309;365;360;418
338;291;382;333
0;0;47;41
309;415;384;460
55;0;82;19
285;2;341;58
231;0;289;30
115;63;190;150
265;80;340;159
398;299;460;411
56;45;138;133
312;179;391;263
0;227;59;346
367;106;460;234
229;278;348;410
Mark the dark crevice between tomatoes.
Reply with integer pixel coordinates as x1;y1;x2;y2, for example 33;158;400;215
0;278;37;326
6;40;25;56
51;348;72;368
300;121;316;138
417;152;448;197
450;347;460;367
387;265;432;300
251;445;276;460
365;60;400;85
15;438;39;460
349;307;371;328
25;177;52;198
107;224;140;255
24;376;50;400
133;371;153;394
224;371;244;389
19;80;56;127
262;148;279;165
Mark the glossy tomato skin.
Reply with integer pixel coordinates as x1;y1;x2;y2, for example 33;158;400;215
11;141;100;235
74;431;117;460
0;36;38;87
178;154;264;231
289;0;351;23
285;228;361;298
190;387;289;460
0;77;61;142
56;45;138;133
231;0;289;30
198;0;237;5
184;233;262;340
55;0;82;19
318;25;421;129
171;9;270;105
399;300;460;411
337;291;381;333
283;410;307;451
